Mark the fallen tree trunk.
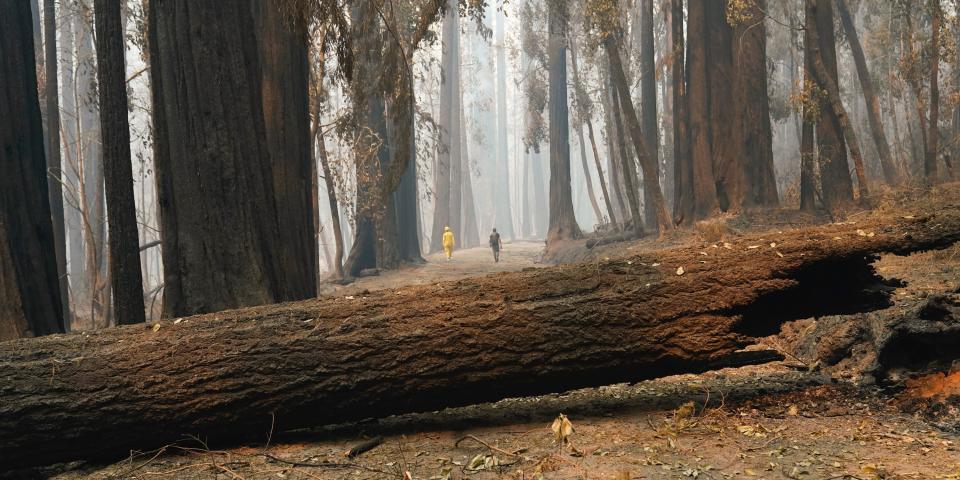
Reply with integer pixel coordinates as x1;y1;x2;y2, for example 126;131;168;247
2;209;960;471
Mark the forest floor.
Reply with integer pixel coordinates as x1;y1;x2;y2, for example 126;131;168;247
54;184;960;480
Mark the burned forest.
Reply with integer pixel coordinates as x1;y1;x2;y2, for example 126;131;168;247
2;0;960;478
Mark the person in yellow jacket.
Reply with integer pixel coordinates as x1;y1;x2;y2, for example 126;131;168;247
442;226;456;261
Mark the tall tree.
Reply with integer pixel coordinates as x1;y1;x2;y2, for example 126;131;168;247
607;36;672;232
254;1;317;299
836;0;901;185
546;0;581;244
0;0;65;340
639;0;660;227
494;8;517;239
734;0;779;207
682;0;718;221
610;77;644;234
926;0;941;184
807;0;856;213
94;0;146;325
43;0;71;327
671;0;693;225
149;0;289;317
343;0;401;276
800;8;818;212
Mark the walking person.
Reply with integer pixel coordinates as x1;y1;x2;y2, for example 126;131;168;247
489;228;502;263
442;226;456;261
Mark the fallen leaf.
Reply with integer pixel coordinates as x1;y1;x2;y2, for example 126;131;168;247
152;323;161;332
551;414;574;445
788;405;799;416
776;251;784;258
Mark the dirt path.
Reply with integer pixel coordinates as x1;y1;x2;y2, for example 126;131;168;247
319;241;548;296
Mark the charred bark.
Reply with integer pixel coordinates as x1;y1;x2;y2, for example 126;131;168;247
149;0;284;317
42;0;71;328
254;1;317;300
808;0;856;213
94;0;146;325
926;0;942;184
671;0;692;225
2;209;960;472
0;0;65;340
639;0;660;227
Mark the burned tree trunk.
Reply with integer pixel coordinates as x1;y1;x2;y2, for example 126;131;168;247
94;0;147;325
0;0;65;340
546;0;581;244
149;0;284;317
808;0;856;213
926;0;942;184
43;0;72;328
639;0;660;228
254;1;317;300
2;208;960;472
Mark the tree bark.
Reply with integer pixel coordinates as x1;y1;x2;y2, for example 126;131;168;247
43;0;71;329
609;72;645;235
149;0;285;317
547;0;581;244
94;0;146;326
807;0;856;213
639;0;660;228
0;0;65;340
835;0;901;186
926;0;941;184
254;1;317;300
3;208;960;472
734;0;779;207
684;0;719;220
671;0;692;226
800;4;818;212
806;0;870;206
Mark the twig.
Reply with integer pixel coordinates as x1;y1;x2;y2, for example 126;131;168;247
455;434;523;458
345;436;383;458
260;453;394;475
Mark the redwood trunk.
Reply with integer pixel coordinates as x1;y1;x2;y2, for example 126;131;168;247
43;0;72;328
639;0;660;228
926;1;941;184
808;0;856;213
149;0;284;317
94;0;147;325
546;0;581;244
255;1;317;300
0;0;65;340
2;210;959;472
